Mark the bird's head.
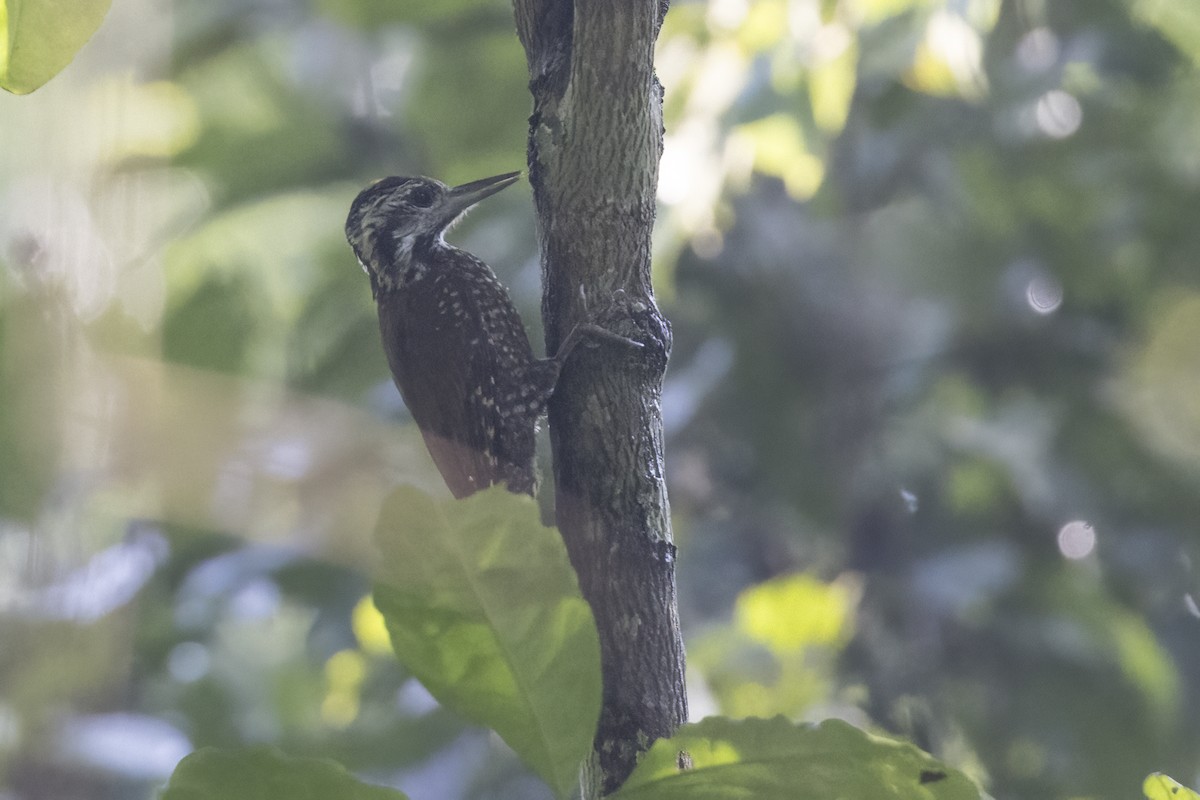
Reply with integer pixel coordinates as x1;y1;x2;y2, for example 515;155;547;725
345;172;521;293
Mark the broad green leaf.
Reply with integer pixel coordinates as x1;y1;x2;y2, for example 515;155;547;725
1;0;112;94
163;273;262;373
372;486;601;799
611;716;981;800
1108;611;1179;717
410;30;527;184
1145;773;1200;800
1120;291;1200;472
159;746;408;800
1131;0;1200;66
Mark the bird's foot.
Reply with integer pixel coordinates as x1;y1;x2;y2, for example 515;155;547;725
571;286;644;352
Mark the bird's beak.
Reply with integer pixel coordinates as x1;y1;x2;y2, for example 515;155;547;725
442;172;521;224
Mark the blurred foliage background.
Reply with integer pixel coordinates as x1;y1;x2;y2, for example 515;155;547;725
2;0;1199;798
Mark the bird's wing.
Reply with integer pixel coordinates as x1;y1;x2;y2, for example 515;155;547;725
378;274;515;498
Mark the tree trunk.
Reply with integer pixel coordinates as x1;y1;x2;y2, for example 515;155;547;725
512;0;685;795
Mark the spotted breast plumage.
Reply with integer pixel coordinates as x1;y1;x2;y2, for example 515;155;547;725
344;172;561;498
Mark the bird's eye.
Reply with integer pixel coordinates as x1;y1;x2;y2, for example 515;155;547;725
408;186;436;208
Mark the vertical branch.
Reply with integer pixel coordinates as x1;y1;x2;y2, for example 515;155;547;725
513;0;684;795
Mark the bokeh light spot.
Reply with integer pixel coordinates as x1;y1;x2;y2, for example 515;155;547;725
1057;520;1096;560
167;642;211;683
1036;90;1082;138
352;596;393;655
1016;28;1059;73
1026;275;1063;314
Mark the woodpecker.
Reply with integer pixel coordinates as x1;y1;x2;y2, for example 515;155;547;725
345;172;576;498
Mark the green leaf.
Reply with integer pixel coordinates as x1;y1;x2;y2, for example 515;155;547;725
159;746;408;800
1131;0;1200;65
163;273;262;373
611;716;981;800
1;0;112;94
1145;773;1200;800
372;486;601;799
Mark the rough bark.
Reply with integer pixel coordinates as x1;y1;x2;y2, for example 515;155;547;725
512;0;685;795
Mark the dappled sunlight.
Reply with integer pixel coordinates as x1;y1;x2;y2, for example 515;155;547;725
322;649;367;728
656;0;1002;266
689;573;860;720
3;0;1200;796
809;33;857;132
730;113;826;199
352;594;394;655
736;572;857;650
906;10;988;98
